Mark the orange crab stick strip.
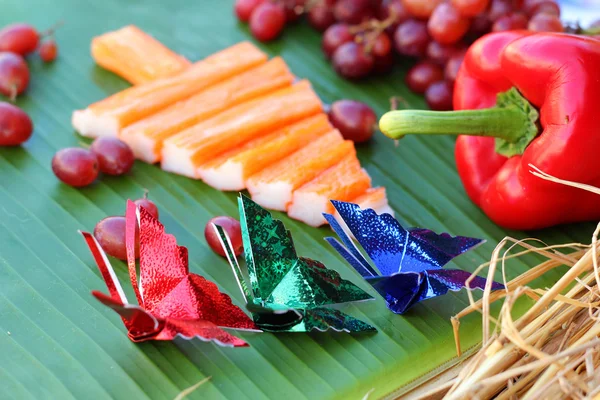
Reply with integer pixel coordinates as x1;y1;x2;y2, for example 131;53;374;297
349;187;394;216
197;114;332;191
161;80;322;178
246;130;353;211
91;25;191;85
287;154;372;227
73;41;267;138
121;57;294;164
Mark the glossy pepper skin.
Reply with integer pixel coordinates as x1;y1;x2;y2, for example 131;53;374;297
453;32;600;229
380;32;600;230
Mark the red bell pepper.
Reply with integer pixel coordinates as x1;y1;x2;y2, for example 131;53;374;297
379;31;600;230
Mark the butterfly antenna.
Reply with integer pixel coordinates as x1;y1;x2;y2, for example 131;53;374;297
80;231;129;304
213;224;253;303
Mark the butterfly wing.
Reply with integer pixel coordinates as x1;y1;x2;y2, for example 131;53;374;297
301;307;376;333
417;269;504;302
405;229;485;271
129;201;190;313
323;213;378;278
329;200;408;276
367;273;425;314
238;195;299;302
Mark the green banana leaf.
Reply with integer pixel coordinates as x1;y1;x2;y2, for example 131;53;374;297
0;0;592;399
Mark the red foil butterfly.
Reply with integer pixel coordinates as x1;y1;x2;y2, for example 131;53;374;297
81;200;258;347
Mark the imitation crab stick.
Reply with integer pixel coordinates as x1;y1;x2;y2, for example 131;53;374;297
348;187;394;216
91;25;191;85
197;114;332;191
121;58;294;163
161;80;322;178
246;130;353;211
287;154;372;227
73;41;267;138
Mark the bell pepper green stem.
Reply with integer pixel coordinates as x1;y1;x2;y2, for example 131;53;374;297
379;87;540;158
379;107;527;142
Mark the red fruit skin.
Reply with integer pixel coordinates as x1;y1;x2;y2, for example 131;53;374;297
308;0;337;32
402;0;443;19
405;62;444;94
328;100;377;143
0;102;32;146
528;13;563;32
394;19;430;57
205;216;243;257
428;3;470;45
0;52;30;98
444;50;466;83
94;216;129;260
322;23;354;59
332;42;374;79
133;197;159;220
334;0;375;24
39;39;57;62
283;0;305;22
90;137;135;176
426;41;458;65
425;80;454;111
234;0;265;21
523;0;560;16
451;0;490;17
249;3;286;42
0;23;39;56
492;13;529;32
52;148;99;187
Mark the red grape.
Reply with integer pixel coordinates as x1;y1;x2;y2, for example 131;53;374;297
528;13;563;32
427;41;459;65
235;0;265;21
488;0;512;21
328;100;377;143
249;2;286;42
371;33;392;58
322;23;354;59
523;0;559;16
283;0;306;23
466;13;492;40
0;101;32;146
428;3;470;45
0;23;39;56
444;51;466;83
334;0;375;24
332;41;374;79
378;0;410;23
52;148;99;187
492;13;528;32
452;0;490;17
134;192;159;220
394;19;430;57
205;216;243;257
308;0;337;32
94;216;129;260
39;39;57;62
425;81;454;111
0;52;29;100
402;0;443;19
405;62;444;94
90;137;135;176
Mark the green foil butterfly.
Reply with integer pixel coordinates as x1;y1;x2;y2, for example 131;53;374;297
214;195;376;333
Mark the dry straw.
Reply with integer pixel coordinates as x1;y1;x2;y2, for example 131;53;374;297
424;165;600;399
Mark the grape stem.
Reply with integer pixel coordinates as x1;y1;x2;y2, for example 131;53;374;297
349;12;398;53
40;20;64;38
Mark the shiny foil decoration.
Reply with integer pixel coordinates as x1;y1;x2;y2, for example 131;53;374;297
81;200;257;347
324;201;504;314
214;195;376;333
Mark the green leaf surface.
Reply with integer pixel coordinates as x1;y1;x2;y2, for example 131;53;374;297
0;0;593;399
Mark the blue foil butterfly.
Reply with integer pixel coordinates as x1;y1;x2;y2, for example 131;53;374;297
323;201;503;314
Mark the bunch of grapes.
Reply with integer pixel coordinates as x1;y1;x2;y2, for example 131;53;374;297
0;22;60;147
235;0;568;110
